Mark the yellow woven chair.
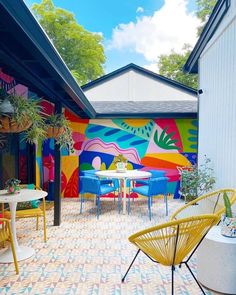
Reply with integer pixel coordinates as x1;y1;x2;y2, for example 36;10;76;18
0;218;19;274
2;184;47;242
171;188;236;222
122;214;218;295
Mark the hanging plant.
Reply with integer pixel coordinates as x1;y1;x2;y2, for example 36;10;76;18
0;92;46;143
46;114;74;153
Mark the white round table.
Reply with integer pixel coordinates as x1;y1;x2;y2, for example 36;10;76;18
197;226;236;294
0;189;47;263
96;170;151;214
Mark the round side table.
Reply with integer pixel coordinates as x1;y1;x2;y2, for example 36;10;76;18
197;226;236;294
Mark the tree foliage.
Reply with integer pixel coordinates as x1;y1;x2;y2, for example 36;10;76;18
32;0;105;84
157;0;217;88
158;44;198;89
196;0;217;36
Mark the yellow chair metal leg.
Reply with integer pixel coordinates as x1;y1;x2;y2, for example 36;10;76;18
42;198;47;242
7;223;19;275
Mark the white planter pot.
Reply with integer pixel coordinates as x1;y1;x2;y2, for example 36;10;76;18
221;214;236;237
116;162;127;173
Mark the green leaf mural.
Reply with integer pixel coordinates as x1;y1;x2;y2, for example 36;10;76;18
154;128;179;150
175;119;198;152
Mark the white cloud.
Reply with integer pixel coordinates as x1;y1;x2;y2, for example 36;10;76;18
108;0;200;63
143;63;159;73
136;6;144;14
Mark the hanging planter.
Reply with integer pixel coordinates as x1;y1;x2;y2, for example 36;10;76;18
0;115;32;133
46;114;74;153
47;126;64;139
0;92;46;143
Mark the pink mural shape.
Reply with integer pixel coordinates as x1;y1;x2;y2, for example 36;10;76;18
83;138;141;164
43;154;55;181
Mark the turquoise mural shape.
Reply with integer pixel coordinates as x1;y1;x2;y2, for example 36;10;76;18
85;124;149;158
112;119;155;140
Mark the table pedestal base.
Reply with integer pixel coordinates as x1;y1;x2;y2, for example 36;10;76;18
0;246;35;263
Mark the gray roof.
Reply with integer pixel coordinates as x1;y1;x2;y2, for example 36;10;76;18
91;100;197;118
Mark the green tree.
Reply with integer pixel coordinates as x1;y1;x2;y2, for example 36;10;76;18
32;0;105;84
157;0;217;88
158;44;198;89
196;0;217;36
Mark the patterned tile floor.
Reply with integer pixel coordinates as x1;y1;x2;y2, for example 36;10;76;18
0;197;217;295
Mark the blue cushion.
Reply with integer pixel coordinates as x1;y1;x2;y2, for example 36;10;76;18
100;185;116;195
132;186;149;196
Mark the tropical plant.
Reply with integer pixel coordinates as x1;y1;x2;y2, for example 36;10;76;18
47;114;74;153
179;157;215;202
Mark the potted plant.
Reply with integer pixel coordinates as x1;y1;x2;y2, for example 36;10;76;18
221;192;236;237
0;91;46;143
46;114;74;153
5;178;21;194
179;157;215;203
113;154;127;173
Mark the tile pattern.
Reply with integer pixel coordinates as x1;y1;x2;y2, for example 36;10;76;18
0;198;214;295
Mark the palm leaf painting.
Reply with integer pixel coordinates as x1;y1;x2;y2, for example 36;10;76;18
154;127;179;150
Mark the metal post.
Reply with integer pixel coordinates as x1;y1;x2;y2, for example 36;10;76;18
26;143;36;184
54;102;62;226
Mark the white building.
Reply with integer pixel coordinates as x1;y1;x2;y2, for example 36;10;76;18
82;63;197;118
184;0;235;189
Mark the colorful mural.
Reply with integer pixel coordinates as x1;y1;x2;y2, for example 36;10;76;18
62;112;198;198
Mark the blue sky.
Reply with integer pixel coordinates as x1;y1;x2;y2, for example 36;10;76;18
25;0;199;74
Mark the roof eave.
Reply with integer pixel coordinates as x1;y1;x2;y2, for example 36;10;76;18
184;0;231;74
95;112;197;119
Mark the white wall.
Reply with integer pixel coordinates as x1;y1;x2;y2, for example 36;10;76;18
198;2;236;189
84;70;196;102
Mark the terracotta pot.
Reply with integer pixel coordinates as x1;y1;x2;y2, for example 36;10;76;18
47;126;64;139
0;115;32;133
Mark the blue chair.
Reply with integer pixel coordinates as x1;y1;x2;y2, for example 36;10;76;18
135;170;166;186
130;177;169;220
81;170;112;185
80;176;117;219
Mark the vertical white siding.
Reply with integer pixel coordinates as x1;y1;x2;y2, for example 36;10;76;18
199;10;236;189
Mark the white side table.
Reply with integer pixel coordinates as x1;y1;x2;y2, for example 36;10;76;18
0;189;47;263
197;225;236;294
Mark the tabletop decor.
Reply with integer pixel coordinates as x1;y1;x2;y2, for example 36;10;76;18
5;178;21;194
113;154;127;173
221;192;236;237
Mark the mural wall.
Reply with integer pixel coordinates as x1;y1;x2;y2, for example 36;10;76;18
56;111;198;198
